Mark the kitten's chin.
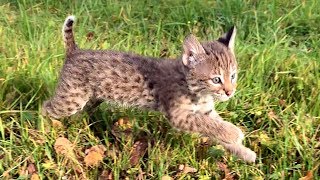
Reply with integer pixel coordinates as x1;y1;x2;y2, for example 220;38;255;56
218;96;231;102
213;94;233;102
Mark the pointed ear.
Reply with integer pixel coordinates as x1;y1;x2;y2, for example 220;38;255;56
218;26;236;53
182;35;206;66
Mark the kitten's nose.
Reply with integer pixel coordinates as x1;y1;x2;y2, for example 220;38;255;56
225;90;232;96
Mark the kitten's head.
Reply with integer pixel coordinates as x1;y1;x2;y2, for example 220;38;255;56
182;27;238;101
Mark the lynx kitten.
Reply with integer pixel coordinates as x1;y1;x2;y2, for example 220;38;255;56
42;16;256;162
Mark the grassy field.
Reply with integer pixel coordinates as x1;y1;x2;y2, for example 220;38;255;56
0;0;319;179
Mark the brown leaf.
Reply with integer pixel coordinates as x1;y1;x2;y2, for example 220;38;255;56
178;164;197;174
52;120;64;128
27;163;37;174
200;137;210;146
1;170;10;178
217;162;234;180
18;164;27;177
267;110;278;120
279;99;287;107
129;139;148;166
84;151;103;167
197;137;212;160
86;32;94;41
54;137;74;156
136;169;146;180
85;145;107;156
161;175;174;180
112;117;133;139
84;145;106;167
183;166;197;173
99;170;113;180
299;171;313;180
30;174;40;180
160;48;169;57
114;117;132;129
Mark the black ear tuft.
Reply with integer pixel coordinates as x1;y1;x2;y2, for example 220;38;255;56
218;26;236;53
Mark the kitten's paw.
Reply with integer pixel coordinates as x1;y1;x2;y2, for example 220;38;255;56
241;148;256;163
220;142;256;163
220;121;244;144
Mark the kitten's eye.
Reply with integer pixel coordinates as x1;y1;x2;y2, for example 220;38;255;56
212;77;222;84
231;73;236;80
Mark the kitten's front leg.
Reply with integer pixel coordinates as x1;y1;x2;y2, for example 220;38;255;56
168;107;244;144
167;108;256;162
207;111;244;144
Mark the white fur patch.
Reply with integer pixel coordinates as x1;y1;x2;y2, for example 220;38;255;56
192;95;214;113
179;95;214;113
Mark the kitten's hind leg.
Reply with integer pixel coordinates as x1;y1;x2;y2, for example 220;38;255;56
42;86;91;119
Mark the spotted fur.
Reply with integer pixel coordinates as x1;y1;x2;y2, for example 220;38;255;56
42;16;256;162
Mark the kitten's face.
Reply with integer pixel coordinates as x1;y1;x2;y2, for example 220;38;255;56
187;44;237;101
182;27;238;101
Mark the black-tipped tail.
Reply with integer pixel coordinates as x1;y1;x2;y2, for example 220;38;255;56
62;15;77;54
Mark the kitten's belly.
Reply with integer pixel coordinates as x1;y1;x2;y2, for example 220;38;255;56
93;77;157;109
101;92;157;110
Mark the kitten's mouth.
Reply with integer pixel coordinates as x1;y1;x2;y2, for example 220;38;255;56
213;93;234;101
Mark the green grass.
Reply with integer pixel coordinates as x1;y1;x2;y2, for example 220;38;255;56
0;0;319;179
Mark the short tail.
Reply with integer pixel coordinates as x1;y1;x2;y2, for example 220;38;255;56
62;15;77;54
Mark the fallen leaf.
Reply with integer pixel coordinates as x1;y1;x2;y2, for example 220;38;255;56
299;171;313;180
200;137;210;146
279;99;286;107
197;136;212;160
112;117;133;139
217;162;234;180
129;139;148;166
27;163;37;174
54;137;74;156
161;175;173;180
1;170;10;178
178;164;197;174
99;170;113;180
84;145;106;167
114;117;132;129
85;145;107;156
160;48;169;57
52;120;64;128
18;164;27;177
30;174;40;180
178;164;185;171
136;169;146;180
267;110;278;120
183;166;197;173
86;32;94;41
